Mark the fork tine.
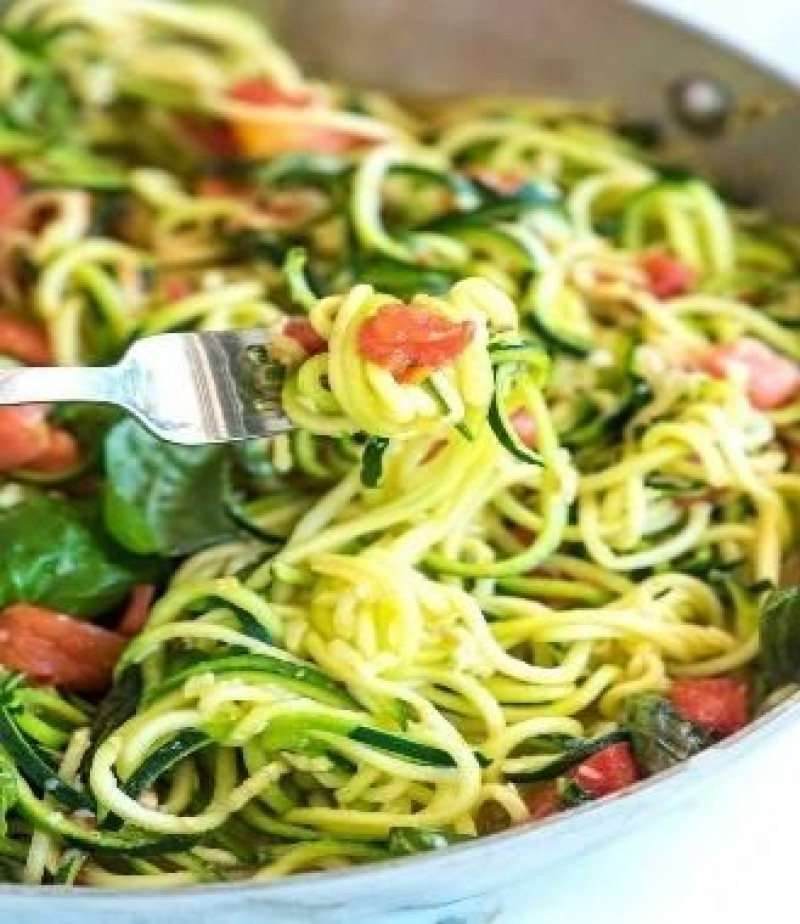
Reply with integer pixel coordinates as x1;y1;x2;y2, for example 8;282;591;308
122;329;293;445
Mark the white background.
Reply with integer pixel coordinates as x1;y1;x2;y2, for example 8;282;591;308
507;2;800;923
639;0;800;81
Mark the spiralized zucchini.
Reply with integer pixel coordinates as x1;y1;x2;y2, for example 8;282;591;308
1;0;800;890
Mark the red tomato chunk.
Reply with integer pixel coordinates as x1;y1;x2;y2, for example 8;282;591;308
176;115;238;159
229;78;365;157
25;427;81;474
230;77;315;109
357;303;475;383
118;584;157;638
0;604;127;693
0;314;53;366
699;338;800;410
0;163;22;224
0;406;51;470
0;402;81;475
640;251;695;300
163;277;193;301
523;782;561;821
568;742;639;798
670;678;749;737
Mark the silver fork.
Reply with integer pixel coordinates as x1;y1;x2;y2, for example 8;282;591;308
0;330;292;444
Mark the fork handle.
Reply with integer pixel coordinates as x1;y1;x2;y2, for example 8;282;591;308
0;365;127;408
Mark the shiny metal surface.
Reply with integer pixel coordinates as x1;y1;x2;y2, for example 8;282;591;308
0;330;290;444
264;0;800;219
264;0;795;103
6;1;800;921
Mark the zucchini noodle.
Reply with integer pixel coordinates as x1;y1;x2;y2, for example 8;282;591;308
0;0;799;890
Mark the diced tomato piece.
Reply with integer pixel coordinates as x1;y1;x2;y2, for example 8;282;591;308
0;406;51;470
699;338;800;410
195;175;241;199
230;77;315;109
118;584;157;638
177;115;238;159
228;77;365;157
0;163;23;224
0;604;127;692
510;408;537;448
523;782;562;821
640;251;696;300
25;427;81;474
568;743;639;799
670;678;749;737
284;318;327;356
357;303;475;383
0;314;52;365
163;277;193;301
466;167;527;196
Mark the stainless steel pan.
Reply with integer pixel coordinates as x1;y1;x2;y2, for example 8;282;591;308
3;2;799;921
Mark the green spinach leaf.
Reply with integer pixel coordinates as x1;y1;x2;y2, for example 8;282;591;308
623;694;712;775
0;493;156;618
103;419;239;556
360;437;390;488
759;585;800;689
50;403;121;451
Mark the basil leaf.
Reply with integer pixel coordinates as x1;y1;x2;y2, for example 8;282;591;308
50;403;121;450
103;419;239;556
623;694;712;775
759;585;800;689
0;494;156;618
360;437;390;488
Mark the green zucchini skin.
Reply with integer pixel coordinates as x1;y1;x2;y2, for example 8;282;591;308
348;727;457;768
84;667;143;770
427;215;541;272
253;709;460;769
145;652;361;711
528;287;594;358
9;763;193;857
488;345;549;466
431;179;561;224
0;702;94;813
122;730;211;800
562;378;652;451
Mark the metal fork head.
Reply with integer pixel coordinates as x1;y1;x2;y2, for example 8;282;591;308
120;330;291;445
